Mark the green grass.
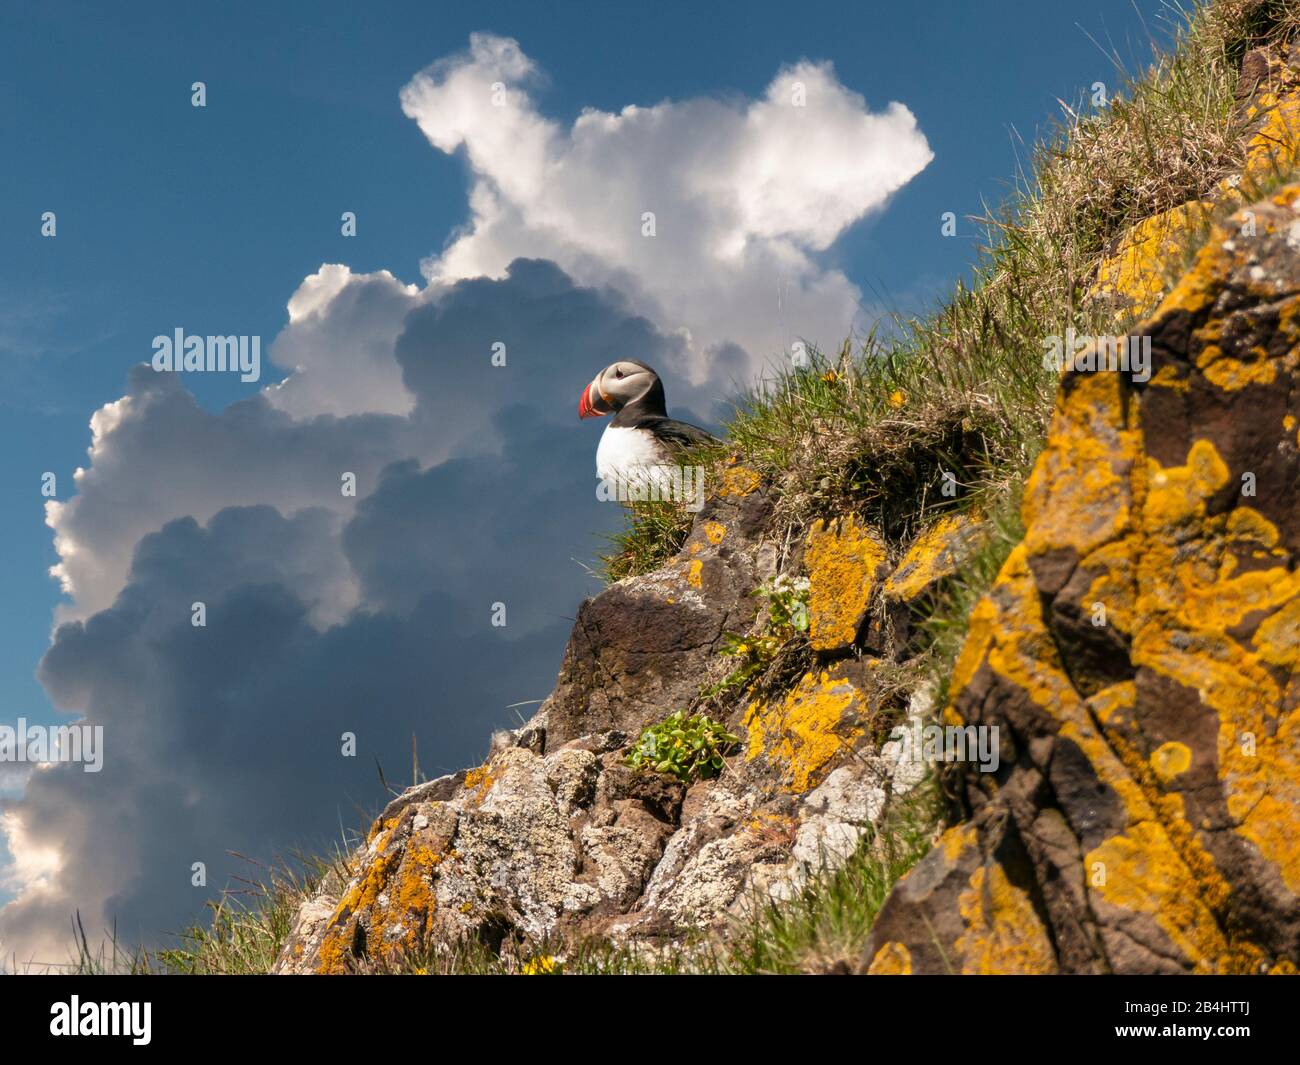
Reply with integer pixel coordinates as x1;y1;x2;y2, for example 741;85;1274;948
154;855;338;975
57;851;345;975
717;780;941;974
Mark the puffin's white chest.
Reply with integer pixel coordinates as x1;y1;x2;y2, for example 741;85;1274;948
596;425;670;484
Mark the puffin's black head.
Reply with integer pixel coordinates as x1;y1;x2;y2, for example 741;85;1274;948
579;360;661;419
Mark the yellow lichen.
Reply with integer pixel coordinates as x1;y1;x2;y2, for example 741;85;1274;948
1241;90;1300;188
1150;741;1193;783
742;667;865;793
1086;821;1232;971
1197;343;1277;392
1091;199;1214;322
717;466;761;498
866;941;913;975
804;514;886;651
462;764;497;807
940;823;978;864
1021;369;1138;562
883;514;979;602
955;865;1057;975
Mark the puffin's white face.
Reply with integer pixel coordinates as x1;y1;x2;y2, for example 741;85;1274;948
578;361;657;419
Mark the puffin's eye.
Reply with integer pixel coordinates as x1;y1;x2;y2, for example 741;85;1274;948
614;369;624;379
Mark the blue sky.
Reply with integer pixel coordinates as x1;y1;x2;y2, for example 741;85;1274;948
0;0;1172;962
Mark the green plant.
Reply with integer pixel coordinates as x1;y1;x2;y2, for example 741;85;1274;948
624;711;741;784
707;574;810;697
155;855;338;975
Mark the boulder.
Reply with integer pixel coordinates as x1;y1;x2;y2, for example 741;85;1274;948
864;185;1300;975
539;466;773;747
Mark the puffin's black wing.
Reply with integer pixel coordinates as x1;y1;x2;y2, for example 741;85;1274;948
624;414;719;452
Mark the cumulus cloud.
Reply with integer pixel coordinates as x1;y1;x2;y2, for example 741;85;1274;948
46;366;420;624
400;33;932;380
45;260;684;624
266;265;421;420
4;36;930;964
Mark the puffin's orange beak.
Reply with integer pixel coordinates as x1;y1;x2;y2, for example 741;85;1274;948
579;377;612;419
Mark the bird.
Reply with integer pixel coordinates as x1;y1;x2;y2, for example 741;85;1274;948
578;360;716;499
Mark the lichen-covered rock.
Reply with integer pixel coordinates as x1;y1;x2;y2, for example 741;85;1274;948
275;742;642;973
274;462;935;972
804;514;887;652
1090;199;1215;326
864;185;1300;975
864;815;1058;975
539;468;773;747
616;778;767;933
883;514;984;604
274;704;921;972
273;658;920;971
785;767;887;878
272;470;930;973
1238;62;1300;190
741;662;872;794
1091;74;1300;327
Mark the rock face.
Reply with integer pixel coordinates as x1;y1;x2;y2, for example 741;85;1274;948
273;465;966;973
1091;41;1300;329
541;467;774;747
863;183;1300;975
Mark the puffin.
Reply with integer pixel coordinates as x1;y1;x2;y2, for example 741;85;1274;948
578;360;716;491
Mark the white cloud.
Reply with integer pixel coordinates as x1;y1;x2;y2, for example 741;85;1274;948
401;33;933;380
266;265;421;419
44;370;424;624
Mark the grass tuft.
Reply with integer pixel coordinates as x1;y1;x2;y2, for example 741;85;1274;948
718;780;941;974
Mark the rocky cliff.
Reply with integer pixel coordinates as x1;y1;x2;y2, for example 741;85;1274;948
273;470;965;973
863;48;1300;975
271;19;1300;976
